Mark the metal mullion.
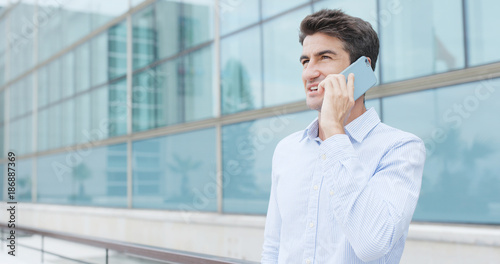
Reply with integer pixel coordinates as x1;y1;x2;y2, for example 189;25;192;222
126;8;133;209
462;0;469;68
32;0;39;203
214;0;223;214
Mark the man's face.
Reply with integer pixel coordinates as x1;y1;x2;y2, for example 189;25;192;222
300;33;351;111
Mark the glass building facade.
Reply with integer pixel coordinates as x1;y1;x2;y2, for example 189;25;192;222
0;0;499;225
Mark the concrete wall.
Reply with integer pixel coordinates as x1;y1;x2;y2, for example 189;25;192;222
2;203;500;263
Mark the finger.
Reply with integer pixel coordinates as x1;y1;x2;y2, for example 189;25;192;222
338;74;347;98
347;73;355;101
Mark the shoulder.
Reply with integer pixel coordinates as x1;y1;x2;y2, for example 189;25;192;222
274;130;304;153
371;122;426;154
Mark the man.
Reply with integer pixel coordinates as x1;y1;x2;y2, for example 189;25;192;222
261;9;426;264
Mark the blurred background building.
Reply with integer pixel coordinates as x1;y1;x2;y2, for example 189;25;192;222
0;0;499;263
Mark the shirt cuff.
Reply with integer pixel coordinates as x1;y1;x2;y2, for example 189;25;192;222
318;134;356;172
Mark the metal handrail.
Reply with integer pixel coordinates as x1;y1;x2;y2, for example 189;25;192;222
0;223;258;264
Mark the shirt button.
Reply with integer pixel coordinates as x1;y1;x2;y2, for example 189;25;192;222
306;259;311;264
313;185;318;190
330;190;334;196
321;154;326;160
309;222;314;228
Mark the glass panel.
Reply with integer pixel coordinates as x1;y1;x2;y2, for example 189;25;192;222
222;110;317;214
133;45;214;132
108;22;127;79
9;3;35;80
90;0;128;29
133;0;213;70
0;164;3;200
91;32;108;87
379;0;464;83
466;0;500;66
48;59;61;104
90;86;109;141
219;0;259;36
60;99;75;147
38;108;49;152
38;66;49;108
382;78;500;223
16;158;32;202
262;0;309;19
61;0;92;48
38;0;63;62
9;116;32;156
109;79;128;137
75;42;91;92
37;144;128;207
132;4;157;70
48;104;61;150
181;0;214;49
221;26;262;115
75;93;91;144
133;128;217;211
0;19;6;86
61;51;75;99
262;6;311;107
365;98;381;116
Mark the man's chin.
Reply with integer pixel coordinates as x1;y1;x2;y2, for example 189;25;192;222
306;100;322;111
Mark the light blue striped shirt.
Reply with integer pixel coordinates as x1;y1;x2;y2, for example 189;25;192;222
262;107;426;264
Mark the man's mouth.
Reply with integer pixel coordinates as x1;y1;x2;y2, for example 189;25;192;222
310;86;318;91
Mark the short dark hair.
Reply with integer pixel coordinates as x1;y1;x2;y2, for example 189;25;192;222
299;9;379;71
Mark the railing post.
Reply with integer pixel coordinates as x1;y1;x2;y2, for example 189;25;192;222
41;235;44;263
106;248;109;264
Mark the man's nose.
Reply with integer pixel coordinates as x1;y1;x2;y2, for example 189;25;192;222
302;62;321;81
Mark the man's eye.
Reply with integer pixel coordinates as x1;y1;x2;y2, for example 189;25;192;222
322;56;331;60
301;60;309;66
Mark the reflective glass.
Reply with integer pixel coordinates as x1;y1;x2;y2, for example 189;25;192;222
38;66;49;109
9;116;32;156
0;164;3;200
365;98;381;116
61;52;75;99
60;100;75;148
219;0;259;36
90;86;109;142
133;0;213;70
132;128;217;211
37;143;128;207
38;0;127;62
0;19;6;87
48;103;62;150
108;22;127;79
262;7;311;107
222;110;317;214
109;79;128;137
75;93;91;144
16;158;32;202
38;108;49;152
48;59;61;104
74;42;91;92
379;0;464;83
220;26;262;115
262;0;309;19
90;32;109;87
9;3;35;79
9;74;32;120
466;0;500;66
132;4;157;70
382;78;500;224
133;46;214;132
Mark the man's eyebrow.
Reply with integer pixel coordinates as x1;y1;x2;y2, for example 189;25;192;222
299;50;338;62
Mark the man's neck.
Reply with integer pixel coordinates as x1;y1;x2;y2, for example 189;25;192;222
317;104;367;140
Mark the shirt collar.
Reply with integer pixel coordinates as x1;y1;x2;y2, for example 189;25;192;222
300;107;381;143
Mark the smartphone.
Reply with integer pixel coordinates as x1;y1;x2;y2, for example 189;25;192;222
340;56;377;101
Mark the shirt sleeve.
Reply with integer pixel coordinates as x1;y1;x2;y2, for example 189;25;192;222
261;167;282;263
319;134;426;262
